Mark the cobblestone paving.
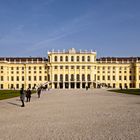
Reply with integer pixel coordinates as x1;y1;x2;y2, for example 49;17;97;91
0;89;140;140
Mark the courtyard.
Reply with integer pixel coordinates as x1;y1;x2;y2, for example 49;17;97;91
0;89;140;140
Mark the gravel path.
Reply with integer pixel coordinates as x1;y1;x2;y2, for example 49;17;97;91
0;89;140;140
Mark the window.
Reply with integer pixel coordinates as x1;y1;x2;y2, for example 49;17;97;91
71;74;74;81
124;76;127;81
48;74;50;81
77;56;79;61
11;76;14;81
39;67;42;70
60;66;63;69
102;76;105;80
39;76;42;81
22;76;24;81
108;76;110;80
76;74;80;81
28;84;31;89
82;66;85;69
113;76;115;80
34;76;36;81
87;74;90;81
65;66;68;69
113;83;116;88
60;74;63;81
17;76;19;81
29;66;31;70
82;56;85;61
34;66;36;70
65;74;68;81
87;66;91;69
29;76;31;81
17;67;19;70
1;66;3;69
71;56;74;61
22;84;24;88
77;66;80;69
1;84;3;89
54;56;57;61
60;56;63;61
54;74;57;81
119;76;122;80
1;76;3;81
54;66;57;69
65;56;68;61
97;76;100;80
87;56;90;61
16;84;19;89
22;67;24;70
71;66;74;69
44;76;47;81
82;74;85;81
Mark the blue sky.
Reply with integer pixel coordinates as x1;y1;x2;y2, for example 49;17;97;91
0;0;140;57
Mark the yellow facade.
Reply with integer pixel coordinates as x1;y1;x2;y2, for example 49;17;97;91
0;58;48;90
0;48;140;89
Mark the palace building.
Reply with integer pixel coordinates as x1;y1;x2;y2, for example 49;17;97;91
0;48;140;90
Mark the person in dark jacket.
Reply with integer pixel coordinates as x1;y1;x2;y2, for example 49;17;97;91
20;88;25;107
26;88;32;102
37;88;41;98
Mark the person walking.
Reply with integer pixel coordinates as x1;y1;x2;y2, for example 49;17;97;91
26;88;32;102
20;88;25;107
37;87;41;98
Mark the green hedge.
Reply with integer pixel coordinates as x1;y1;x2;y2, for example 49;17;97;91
108;89;140;95
0;90;36;100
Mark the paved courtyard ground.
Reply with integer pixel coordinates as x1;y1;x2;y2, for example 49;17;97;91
0;89;140;140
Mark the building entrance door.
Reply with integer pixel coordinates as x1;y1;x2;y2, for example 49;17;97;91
71;83;75;88
59;83;63;89
65;83;69;88
76;83;80;88
54;83;57;89
82;83;86;88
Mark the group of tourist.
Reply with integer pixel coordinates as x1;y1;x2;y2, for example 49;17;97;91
20;87;42;107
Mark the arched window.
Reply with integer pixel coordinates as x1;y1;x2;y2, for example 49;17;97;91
60;74;63;81
87;56;90;62
82;56;85;62
71;74;74;81
54;56;57;62
76;74;80;81
65;56;68;61
54;74;57;81
65;74;68;81
60;56;63;61
71;56;74;61
82;74;85;81
77;56;79;61
87;74;90;81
